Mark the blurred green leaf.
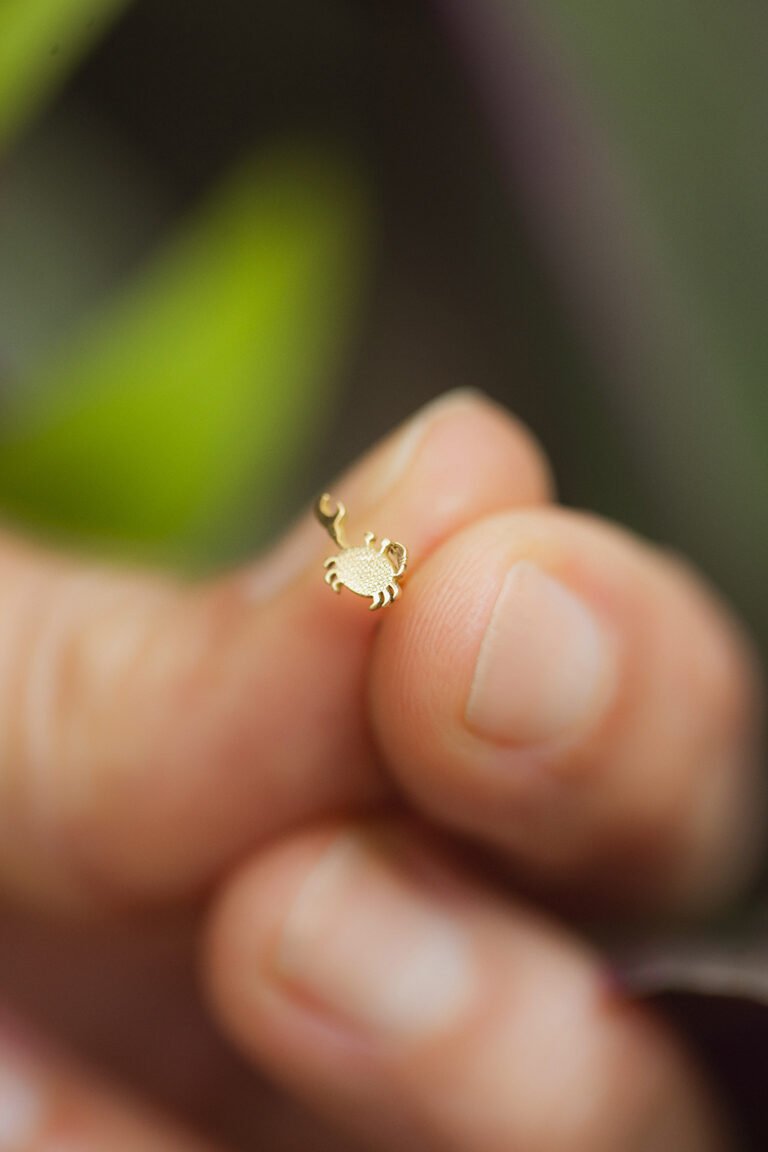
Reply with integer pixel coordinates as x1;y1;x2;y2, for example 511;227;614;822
0;0;130;153
0;151;367;562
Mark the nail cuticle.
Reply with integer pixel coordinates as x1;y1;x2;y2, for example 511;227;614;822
465;561;616;750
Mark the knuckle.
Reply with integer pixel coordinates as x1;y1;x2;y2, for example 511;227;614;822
0;555;176;863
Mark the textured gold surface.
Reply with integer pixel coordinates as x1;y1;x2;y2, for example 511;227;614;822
315;493;408;610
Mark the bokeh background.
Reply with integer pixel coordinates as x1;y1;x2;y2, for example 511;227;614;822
2;0;767;650
2;2;768;1144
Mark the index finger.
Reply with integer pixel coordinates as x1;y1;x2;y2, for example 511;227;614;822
0;392;551;913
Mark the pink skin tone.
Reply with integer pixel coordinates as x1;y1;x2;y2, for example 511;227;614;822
0;392;760;1150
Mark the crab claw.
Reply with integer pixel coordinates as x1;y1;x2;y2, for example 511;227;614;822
386;541;408;578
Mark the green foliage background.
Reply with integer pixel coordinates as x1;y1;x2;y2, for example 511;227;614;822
0;0;367;564
0;0;766;647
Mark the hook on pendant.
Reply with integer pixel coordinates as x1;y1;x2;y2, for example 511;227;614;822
315;493;348;548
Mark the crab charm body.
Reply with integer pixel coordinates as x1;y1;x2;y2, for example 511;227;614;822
315;494;407;610
324;533;406;609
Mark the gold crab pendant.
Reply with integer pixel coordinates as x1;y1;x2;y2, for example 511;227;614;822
315;493;408;610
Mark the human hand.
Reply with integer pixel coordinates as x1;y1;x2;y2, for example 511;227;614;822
0;392;762;1150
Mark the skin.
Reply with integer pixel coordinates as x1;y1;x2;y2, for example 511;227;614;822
0;390;762;1150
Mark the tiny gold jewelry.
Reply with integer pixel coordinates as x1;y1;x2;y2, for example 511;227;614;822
315;493;408;610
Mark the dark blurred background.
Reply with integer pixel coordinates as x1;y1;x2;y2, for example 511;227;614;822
1;0;767;651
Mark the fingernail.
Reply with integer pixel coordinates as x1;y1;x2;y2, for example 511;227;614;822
277;833;475;1038
367;389;486;503
466;561;614;746
0;1021;46;1149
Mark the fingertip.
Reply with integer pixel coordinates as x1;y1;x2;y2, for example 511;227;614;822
370;508;764;914
247;391;554;603
205;821;730;1152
